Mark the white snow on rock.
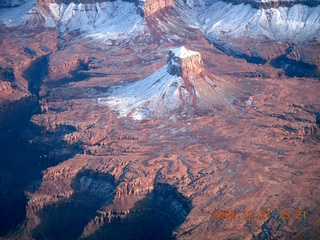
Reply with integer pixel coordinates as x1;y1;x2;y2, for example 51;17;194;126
0;0;38;25
48;1;144;40
0;0;144;41
97;61;234;120
170;46;199;58
0;0;318;42
97;66;183;120
195;1;320;42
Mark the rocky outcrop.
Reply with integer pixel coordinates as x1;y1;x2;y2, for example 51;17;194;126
135;0;174;17
167;46;203;78
47;57;89;81
37;0;174;17
0;81;13;97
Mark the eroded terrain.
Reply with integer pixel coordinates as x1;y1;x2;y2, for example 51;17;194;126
0;1;320;239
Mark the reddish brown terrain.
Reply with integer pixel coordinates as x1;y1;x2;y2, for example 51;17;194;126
0;1;319;239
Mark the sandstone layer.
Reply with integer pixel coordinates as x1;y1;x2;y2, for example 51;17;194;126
167;46;203;78
136;0;174;17
220;0;320;8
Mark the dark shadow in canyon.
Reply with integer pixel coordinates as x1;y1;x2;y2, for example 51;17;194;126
85;182;192;240
205;37;267;64
0;100;78;236
44;58;110;90
0;96;42;235
270;55;318;78
0;55;47;235
0;66;15;82
44;59;91;89
31;170;117;240
222;0;320;9
0;54;79;236
22;55;49;97
206;37;319;78
31;180;192;240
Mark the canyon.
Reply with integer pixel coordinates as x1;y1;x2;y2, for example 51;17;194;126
222;0;320;8
0;0;319;239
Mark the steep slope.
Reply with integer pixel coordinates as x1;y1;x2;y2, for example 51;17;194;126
175;0;320;74
1;0;319;43
98;47;236;120
0;0;319;239
0;1;145;41
192;1;320;43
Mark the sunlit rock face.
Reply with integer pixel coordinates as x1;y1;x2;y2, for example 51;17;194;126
167;46;203;78
37;0;173;17
135;0;174;16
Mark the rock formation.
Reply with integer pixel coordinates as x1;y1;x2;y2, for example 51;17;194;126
0;81;13;97
167;46;203;78
136;0;174;17
220;0;320;8
36;0;174;17
0;0;320;239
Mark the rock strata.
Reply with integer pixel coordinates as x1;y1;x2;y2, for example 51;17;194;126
220;0;320;8
136;0;174;17
167;46;203;78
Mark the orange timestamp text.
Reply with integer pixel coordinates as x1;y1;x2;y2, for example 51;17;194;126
211;209;307;220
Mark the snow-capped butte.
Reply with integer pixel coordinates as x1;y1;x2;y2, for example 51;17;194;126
167;46;204;78
170;46;199;58
97;47;235;120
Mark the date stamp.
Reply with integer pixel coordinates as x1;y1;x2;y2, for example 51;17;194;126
211;209;307;220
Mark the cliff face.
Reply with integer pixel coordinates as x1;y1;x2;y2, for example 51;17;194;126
37;0;173;17
135;0;174;17
167;46;203;78
219;0;320;8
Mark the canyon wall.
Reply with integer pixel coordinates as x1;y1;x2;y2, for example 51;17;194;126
37;0;174;17
136;0;174;16
218;0;320;8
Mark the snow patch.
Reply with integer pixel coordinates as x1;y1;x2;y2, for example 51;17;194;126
49;1;144;41
0;0;37;25
97;66;189;120
170;46;199;58
0;0;145;42
194;1;320;42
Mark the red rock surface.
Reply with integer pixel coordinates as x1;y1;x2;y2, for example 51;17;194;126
138;0;174;16
167;46;203;78
0;5;319;240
